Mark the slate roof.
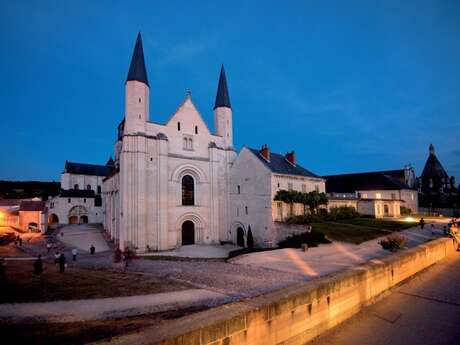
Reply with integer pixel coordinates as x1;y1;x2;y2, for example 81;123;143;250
19;200;46;212
421;151;449;180
64;161;113;177
126;32;149;87
248;148;320;178
60;189;96;198
324;170;411;193
214;65;231;109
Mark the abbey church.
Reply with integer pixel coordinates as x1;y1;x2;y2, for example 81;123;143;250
103;33;238;251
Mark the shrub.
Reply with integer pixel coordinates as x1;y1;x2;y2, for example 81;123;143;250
278;231;331;248
379;234;406;252
400;206;412;215
327;206;360;221
247;226;254;249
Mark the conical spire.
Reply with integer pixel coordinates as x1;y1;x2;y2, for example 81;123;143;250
429;143;435;155
214;65;231;109
126;32;149;87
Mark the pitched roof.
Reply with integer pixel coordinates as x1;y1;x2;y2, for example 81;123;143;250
248;148;320;178
214;65;231;109
421;151;449;180
64;161;113;177
126;32;149;87
19;200;46;211
324;170;410;193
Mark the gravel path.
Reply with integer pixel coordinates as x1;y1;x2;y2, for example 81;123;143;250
0;289;227;323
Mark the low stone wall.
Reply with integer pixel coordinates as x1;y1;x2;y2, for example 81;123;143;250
272;222;308;245
99;238;456;345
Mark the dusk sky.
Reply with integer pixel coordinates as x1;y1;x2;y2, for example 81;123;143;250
0;0;459;182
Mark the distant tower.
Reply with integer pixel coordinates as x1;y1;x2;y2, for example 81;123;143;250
214;65;233;148
124;32;149;134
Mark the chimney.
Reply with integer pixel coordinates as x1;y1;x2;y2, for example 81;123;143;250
260;144;270;161
285;151;296;166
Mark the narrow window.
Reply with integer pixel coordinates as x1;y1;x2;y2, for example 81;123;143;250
195;125;198;134
376;193;382;199
97;186;101;194
302;184;306;192
237;185;241;194
245;206;248;215
74;184;79;190
188;138;193;150
288;183;293;191
178;122;181;131
315;185;319;192
237;207;239;216
68;198;71;203
139;97;141;103
83;198;86;203
182;175;195;206
277;183;280;188
183;137;188;149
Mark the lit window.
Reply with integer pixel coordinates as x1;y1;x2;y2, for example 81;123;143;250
376;193;381;199
411;193;414;201
362;193;368;199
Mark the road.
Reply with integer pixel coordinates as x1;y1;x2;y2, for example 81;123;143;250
309;251;460;345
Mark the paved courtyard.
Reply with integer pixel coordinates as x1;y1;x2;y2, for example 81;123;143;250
58;224;109;253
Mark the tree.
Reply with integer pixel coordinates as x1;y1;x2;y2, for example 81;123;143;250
247;226;254;249
304;191;328;214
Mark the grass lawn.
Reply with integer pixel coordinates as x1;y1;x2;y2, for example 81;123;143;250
0;260;190;303
311;218;418;244
0;306;206;345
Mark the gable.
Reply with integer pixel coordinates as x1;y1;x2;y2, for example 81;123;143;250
165;97;211;136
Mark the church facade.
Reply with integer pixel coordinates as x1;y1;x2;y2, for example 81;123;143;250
103;34;236;251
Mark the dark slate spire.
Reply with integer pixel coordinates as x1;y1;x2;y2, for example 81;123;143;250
214;65;231;109
429;143;435;155
126;32;149;87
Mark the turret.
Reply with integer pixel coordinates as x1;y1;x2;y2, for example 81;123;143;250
214;65;233;148
124;32;149;134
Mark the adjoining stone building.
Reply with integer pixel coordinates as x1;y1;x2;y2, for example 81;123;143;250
229;146;326;247
324;167;418;218
46;160;113;226
0;198;47;232
418;144;459;214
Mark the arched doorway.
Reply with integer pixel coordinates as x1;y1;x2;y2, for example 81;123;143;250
68;205;88;225
48;213;59;224
182;220;195;245
237;227;245;247
28;222;39;232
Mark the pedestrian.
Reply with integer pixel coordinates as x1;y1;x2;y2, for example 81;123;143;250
18;236;23;246
90;245;95;255
447;223;460;251
46;242;52;253
33;255;43;275
419;217;425;230
72;248;78;261
58;253;66;273
54;251;60;264
431;223;435;235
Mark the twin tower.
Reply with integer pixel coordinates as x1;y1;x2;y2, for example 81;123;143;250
123;33;233;147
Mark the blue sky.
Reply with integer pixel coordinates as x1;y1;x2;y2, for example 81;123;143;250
0;0;459;182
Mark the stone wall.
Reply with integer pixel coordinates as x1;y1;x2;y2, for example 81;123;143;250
272;222;308;245
99;237;456;345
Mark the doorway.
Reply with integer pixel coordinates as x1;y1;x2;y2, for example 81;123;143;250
181;220;195;245
237;227;245;247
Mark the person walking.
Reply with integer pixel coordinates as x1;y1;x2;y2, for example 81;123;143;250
72;248;78;261
54;251;60;265
431;223;435;235
58;253;66;273
419;217;425;230
90;245;95;255
33;255;43;275
18;236;22;246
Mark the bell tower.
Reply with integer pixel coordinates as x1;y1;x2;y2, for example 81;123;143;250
214;65;233;148
124;32;149;134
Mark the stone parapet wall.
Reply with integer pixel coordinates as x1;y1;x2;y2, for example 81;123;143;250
98;238;456;345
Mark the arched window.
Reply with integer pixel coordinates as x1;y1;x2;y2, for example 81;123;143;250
182;175;195;205
74;184;79;190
